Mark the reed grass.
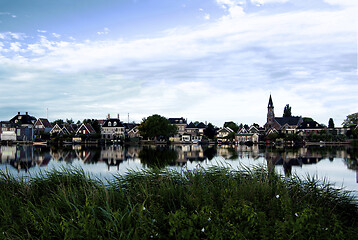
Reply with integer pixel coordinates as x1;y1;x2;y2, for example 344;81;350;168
0;166;357;239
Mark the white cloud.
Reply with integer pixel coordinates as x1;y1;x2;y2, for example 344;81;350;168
0;2;356;125
9;42;22;52
97;27;110;35
52;33;61;38
204;13;210;20
37;30;47;33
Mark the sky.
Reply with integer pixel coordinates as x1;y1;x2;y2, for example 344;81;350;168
0;0;357;127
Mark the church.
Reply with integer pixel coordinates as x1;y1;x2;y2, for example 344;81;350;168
264;95;303;134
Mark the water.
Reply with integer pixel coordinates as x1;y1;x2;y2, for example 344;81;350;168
1;144;357;195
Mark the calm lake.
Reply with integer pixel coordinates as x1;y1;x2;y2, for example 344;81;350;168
1;144;357;195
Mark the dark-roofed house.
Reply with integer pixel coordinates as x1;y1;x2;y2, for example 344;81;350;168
34;118;53;133
9;112;36;141
101;116;125;140
76;123;96;135
264;95;303;134
169;117;187;142
297;120;325;136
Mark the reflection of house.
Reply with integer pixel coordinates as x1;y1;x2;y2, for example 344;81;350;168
101;115;125;139
264;95;302;134
100;145;125;168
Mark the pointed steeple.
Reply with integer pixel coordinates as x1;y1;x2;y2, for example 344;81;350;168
268;94;274;108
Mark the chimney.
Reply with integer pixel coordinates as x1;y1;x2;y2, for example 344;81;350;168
26;112;28;115
107;114;110;120
117;113;119;119
18;112;20;115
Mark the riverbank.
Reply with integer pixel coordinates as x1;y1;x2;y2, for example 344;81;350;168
0;166;357;239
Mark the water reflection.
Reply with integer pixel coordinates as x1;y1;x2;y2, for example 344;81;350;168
1;144;357;189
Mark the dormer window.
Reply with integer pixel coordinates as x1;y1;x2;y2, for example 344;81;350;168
114;122;117;126
108;122;112;127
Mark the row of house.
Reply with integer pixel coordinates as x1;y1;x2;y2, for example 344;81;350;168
1;97;356;143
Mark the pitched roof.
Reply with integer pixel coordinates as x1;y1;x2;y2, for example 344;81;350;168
196;122;206;128
38;118;52;128
10;112;36;125
76;123;96;134
102;119;124;128
168;117;187;124
186;122;197;128
62;125;75;134
275;116;301;126
297;121;325;129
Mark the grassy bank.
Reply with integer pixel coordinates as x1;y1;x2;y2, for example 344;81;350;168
0;166;357;239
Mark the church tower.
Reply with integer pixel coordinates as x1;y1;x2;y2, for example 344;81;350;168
266;94;275;129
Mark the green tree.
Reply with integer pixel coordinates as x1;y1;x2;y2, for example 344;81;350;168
328;118;335;128
224;121;239;133
283;104;292;117
204;123;217;140
66;118;74;124
138;114;177;140
342;113;358;127
52;119;64;126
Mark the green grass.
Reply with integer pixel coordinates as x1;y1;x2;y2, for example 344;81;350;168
0;166;357;239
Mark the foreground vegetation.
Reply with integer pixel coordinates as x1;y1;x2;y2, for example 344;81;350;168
0;166;357;239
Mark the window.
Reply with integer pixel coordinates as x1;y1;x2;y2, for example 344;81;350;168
108;122;112;127
114;122;117;126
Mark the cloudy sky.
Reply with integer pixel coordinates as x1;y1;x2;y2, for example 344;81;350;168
0;0;357;127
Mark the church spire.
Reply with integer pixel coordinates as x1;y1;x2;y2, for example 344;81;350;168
268;94;274;108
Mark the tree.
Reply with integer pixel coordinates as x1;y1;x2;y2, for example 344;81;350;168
224;121;239;133
138;114;177;140
66;118;74;124
52;119;64;126
204;123;217;140
328;118;335;128
342;113;358;127
283;104;292;117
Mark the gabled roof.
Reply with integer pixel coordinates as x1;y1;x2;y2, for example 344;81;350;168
10;112;36;125
248;125;259;133
36;118;52;128
50;124;63;134
76;123;96;134
274;116;301;126
62;125;75;134
168;117;187;124
297;121;325;129
102;119;124;128
196;122;206;128
266;128;278;135
123;123;139;130
186;122;197;129
217;127;233;133
238;127;248;134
